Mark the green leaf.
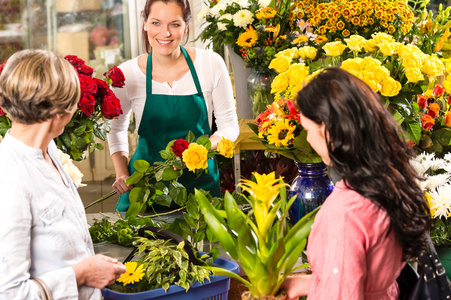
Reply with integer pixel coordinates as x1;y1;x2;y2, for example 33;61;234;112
194;232;205;243
185;131;195;143
95;143;104;151
125;202;143;219
126;171;144;185
60;133;72;148
184;214;197;228
129;187;142;204
162;166;180;181
160;149;172;160
196;189;238;258
247;123;259;135
403;121;422;144
73;124;87;136
155;194;172;207
196;135;211;149
133;160;150;172
169;182;186;206
432;128;451;146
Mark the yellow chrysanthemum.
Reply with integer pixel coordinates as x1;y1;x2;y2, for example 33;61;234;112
182;143;208;172
117;262;145;286
236;27;258;48
266;119;296;147
217;138;234;158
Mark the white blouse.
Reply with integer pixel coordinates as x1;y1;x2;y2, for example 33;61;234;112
107;48;239;155
0;133;100;300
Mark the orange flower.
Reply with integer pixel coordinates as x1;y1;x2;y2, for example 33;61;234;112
417;94;429;110
433;85;445;96
446;112;451;127
421;114;435;131
428;103;440;118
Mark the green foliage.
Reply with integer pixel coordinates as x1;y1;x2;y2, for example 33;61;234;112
431;218;451;248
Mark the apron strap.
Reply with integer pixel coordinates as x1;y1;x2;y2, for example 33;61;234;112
146;46;203;96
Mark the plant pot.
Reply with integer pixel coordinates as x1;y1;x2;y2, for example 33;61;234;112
102;256;239;300
288;162;334;224
436;247;451;280
241;290;288;300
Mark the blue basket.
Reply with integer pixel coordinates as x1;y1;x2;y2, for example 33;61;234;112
102;256;239;300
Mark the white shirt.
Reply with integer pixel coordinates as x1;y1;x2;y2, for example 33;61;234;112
0;133;101;300
107;48;239;155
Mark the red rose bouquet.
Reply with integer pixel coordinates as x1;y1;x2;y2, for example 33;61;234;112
0;55;125;160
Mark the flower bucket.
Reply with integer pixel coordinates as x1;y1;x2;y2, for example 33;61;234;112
102;256;239;300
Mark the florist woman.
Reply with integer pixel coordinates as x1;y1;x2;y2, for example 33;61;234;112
0;50;126;299
108;0;239;211
282;68;430;299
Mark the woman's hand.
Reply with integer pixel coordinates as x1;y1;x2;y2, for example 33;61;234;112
72;254;127;289
112;175;133;194
281;273;311;300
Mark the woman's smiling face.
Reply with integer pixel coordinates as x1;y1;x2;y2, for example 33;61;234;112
143;1;187;56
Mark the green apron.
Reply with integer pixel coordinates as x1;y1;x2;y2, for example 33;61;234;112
115;46;221;212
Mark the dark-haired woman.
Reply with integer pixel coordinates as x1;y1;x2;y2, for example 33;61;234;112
281;67;429;299
108;0;239;212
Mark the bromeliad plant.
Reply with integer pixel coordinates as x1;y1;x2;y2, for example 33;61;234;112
197;172;319;299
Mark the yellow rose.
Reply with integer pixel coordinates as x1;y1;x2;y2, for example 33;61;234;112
402;53;425;70
423;54;445;77
372;32;395;45
380;77;401;97
405;69;425;83
275;47;298;59
444;78;451;94
269;56;291;73
271;73;289;94
363;39;376;52
286;63;309;86
217;138;234;158
344;35;367;52
298;46;317;60
377;41;400;56
182;143;208;172
341;58;363;72
398;44;422;59
323;41;347;56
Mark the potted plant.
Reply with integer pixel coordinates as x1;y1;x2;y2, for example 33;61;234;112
197;172;318;300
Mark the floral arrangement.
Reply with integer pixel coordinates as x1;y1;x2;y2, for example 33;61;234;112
411;152;451;247
269;31;448;154
197;172;318;299
288;0;415;43
124;131;234;219
248;98;321;163
0;55;125;161
197;0;295;68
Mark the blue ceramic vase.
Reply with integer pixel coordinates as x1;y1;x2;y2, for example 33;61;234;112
288;162;334;224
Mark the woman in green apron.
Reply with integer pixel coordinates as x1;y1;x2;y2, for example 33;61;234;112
107;0;239;212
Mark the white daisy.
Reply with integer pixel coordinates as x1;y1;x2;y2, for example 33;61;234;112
425;174;451;190
210;3;226;18
236;0;251;9
430;183;451;219
233;9;254;28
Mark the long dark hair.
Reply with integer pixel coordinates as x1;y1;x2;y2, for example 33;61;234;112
296;67;429;259
141;0;191;53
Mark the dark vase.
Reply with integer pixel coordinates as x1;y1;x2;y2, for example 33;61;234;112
247;68;276;118
288;162;334;224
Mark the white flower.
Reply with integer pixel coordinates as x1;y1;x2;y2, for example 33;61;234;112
209;3;227;18
236;0;251;8
197;6;209;22
444;153;451;162
233;9;254;28
430;183;451;219
258;0;271;8
218;22;227;31
0;135;2;143
220;13;233;21
58;149;86;187
425;174;451;190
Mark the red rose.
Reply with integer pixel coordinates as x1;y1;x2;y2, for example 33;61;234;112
65;55;85;67
432;85;445;97
101;90;123;119
78;92;96;116
417;94;429;110
78;73;98;95
105;66;125;88
0;106;6;117
421;114;435;131
94;78;109;99
0;60;7;76
427;103;440;118
171;138;190;158
77;64;94;76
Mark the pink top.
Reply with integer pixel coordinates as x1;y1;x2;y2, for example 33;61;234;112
306;180;405;300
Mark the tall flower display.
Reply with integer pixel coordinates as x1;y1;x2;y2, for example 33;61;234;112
0;56;125;161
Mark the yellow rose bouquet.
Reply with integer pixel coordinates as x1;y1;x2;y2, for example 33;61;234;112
269;31;446;149
124;131;234;218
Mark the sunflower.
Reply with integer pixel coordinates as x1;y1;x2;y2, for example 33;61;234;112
266;119;296;147
237;27;258;48
117;262;145;285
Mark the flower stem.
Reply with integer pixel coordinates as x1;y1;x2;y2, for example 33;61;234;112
84;190;117;210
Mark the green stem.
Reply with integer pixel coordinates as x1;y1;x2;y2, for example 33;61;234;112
84;190;118;210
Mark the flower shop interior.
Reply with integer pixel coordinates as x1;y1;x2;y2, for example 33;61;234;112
2;0;451;299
